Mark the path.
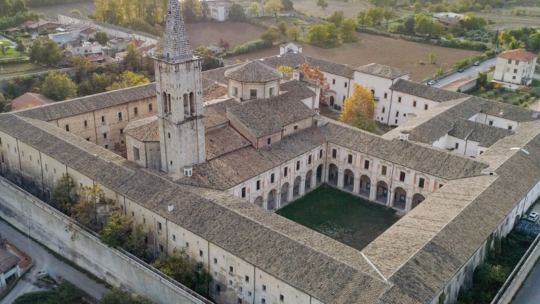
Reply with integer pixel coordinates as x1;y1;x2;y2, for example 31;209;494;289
0;219;108;304
512;251;540;304
432;57;497;88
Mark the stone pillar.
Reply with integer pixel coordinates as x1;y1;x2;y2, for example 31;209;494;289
322;165;328;183
405;195;413;212
1;273;6;289
288;183;294;202
388;189;394;207
310;172;317;189
353;177;360;194
337;170;344;189
276;188;282;209
299;177;306;196
369;182;377;201
263;192;268;210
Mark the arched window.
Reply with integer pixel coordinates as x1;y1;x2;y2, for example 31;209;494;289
183;94;189;115
162;92;168;113
189;92;195;116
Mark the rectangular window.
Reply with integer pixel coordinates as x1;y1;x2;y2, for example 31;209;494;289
395;119;398;124
419;178;425;188
319;149;323;158
382;107;385;113
250;89;257;99
262;299;266;304
214;258;217;264
157;222;162;230
516;60;520;65
455;142;459;149
308;155;312;164
348;154;353;164
382;165;387;176
120;128;124;134
332;79;335;85
296;161;300;170
241;187;246;198
508;59;512;64
344;82;347;88
294;125;298;130
413;101;417;107
86;138;90;141
508;125;513;130
84;120;88;127
134;107;138;115
395;111;399;117
267;138;271;145
233;87;238;97
199;250;203;257
229;266;234;273
216;284;221;295
489;120;494;126
514;69;518;73
280;295;284;302
118;112;123;121
384;92;388;99
65;125;70;132
0;137;2;146
159;244;164;252
245;276;249;282
133;147;140;161
271;173;275;183
103;133;107;139
262;285;266;291
269;87;274;97
424;104;428;110
173;234;176;241
149;104;153;112
398;97;402;103
513;76;516;80
364;160;370;169
132;211;135;217
186;242;189;248
332;149;337;158
238;298;242;304
256;180;260;190
101;116;105;123
399;171;406;182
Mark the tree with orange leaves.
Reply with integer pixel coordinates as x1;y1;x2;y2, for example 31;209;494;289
339;84;376;132
298;62;330;105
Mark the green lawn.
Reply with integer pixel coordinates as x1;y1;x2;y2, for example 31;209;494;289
0;48;22;59
276;185;399;251
531;79;540;88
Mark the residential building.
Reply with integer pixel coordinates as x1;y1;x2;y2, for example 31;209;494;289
493;49;538;88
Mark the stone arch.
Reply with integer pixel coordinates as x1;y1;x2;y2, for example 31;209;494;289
293;176;301;198
359;175;371;199
328;163;339;187
280;182;289;207
393;187;407;210
189;92;195;116
316;164;323;185
412;193;425;210
376;181;388;204
343;169;354;192
329;95;335;107
183;94;189;115
305;170;313;191
267;189;276;211
254;196;263;208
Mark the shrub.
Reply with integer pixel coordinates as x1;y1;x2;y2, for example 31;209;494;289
232;39;272;55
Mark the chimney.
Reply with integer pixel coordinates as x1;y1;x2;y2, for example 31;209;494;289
183;167;193;177
399;130;410;141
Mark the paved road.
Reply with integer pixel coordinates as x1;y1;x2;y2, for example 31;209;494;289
513;257;540;304
432;57;497;88
0;219;107;304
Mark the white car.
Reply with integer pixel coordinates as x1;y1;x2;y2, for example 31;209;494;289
427;80;437;86
527;211;539;222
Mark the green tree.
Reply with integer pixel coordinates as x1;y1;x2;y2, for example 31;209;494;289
260;25;281;43
248;2;261;17
325;22;339;47
0;93;7;113
123;42;142;71
99;213;133;247
316;0;328;10
152;247;192;283
71;56;92;68
281;0;294;10
403;16;415;33
42;71;78;101
70;183;115;231
99;288;154;304
0;44;5;56
229;4;245;21
339;18;357;43
95;31;109;45
308;23;329;46
328;10;345;27
107;71;150;91
286;26;301;41
429;52;436;64
339;84;376;132
69;9;82;16
477;71;488;87
265;0;284;21
366;8;383;26
412;2;422;13
28;38;42;63
278;20;287;34
182;0;202;23
357;11;370;27
185;262;212;297
50;174;77;215
484;4;492;13
449;22;463;36
382;7;395;27
41;39;62;66
414;14;443;37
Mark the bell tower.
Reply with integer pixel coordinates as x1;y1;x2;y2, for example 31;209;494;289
155;0;205;174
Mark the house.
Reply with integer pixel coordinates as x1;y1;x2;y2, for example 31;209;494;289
493;49;538;89
79;27;97;40
27;20;62;33
9;93;54;112
207;1;261;21
65;41;102;56
48;30;81;47
0;247;20;290
280;42;302;54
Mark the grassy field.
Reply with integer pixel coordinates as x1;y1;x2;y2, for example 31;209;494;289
0;63;52;77
477;7;540;29
276;185;398;251
186;22;266;49
0;48;22;59
30;1;96;18
228;37;478;81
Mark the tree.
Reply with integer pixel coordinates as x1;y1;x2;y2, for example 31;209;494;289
182;0;202;23
413;2;422;13
414;14;443;37
281;0;294;10
477;71;488;87
484;4;492;13
339;84;376;132
71;56;92;68
328;10;345;27
429;52;436;64
99;288;154;304
185;262;212;297
316;0;328;10
0;94;7;113
248;2;261;17
229;4;245;21
461;12;486;32
357;11;370;27
366;8;383;26
0;45;5;56
42;40;62;66
325;22;339;47
70;9;82;16
298;63;329;104
123;42;142;71
403;16;415;33
42;71;78;101
107;71;150;91
278;20;287;35
448;22;463;36
265;0;284;21
307;23;329;46
339;18;357;43
382;7;395;27
15;41;25;52
287;26;301;41
70;183;115;231
99;213;133;247
261;26;281;43
50;174;77;215
152;247;192;284
28;39;42;63
95;31;109;46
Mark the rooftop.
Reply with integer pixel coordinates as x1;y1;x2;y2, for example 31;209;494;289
390;79;467;102
0;247;20;273
224;60;282;83
10;93;54;112
356;63;410;79
497;49;537;62
449;118;513;147
124;116;160;142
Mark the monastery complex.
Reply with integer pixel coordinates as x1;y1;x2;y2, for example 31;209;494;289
2;2;540;303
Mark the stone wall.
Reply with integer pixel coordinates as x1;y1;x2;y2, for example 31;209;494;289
0;176;208;304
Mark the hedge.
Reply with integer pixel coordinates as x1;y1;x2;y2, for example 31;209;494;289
232;39;272;55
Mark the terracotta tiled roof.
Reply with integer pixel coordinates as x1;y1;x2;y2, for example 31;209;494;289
10;93;54;111
0;248;20;273
497;49;537;62
124;116;159;142
81;28;96;35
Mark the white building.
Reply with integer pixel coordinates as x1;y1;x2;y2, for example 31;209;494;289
493;49;538;89
64;41;102;56
48;29;80;47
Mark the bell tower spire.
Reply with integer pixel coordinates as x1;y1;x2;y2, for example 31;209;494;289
162;0;193;62
155;0;206;174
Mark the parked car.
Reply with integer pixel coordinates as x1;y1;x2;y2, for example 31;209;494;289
527;211;539;222
427;80;437;86
458;68;465;73
473;61;480;66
